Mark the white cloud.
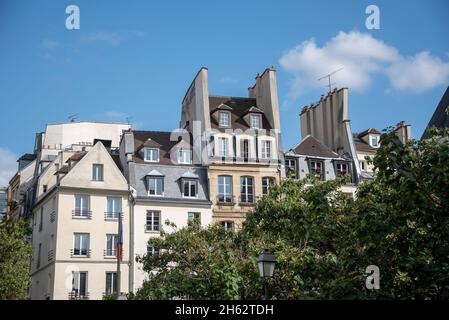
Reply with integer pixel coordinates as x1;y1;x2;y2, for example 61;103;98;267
80;31;124;46
279;31;449;100
386;52;449;93
0;148;17;187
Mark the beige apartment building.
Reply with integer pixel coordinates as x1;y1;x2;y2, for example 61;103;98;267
179;67;284;230
29;142;130;300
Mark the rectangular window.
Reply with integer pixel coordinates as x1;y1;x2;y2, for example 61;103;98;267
360;161;366;171
73;233;90;256
106;197;121;219
370;136;379;147
188;212;201;225
285;159;297;178
240;176;254;203
74;195;89;217
183;179;198;198
92;164;104;181
262;177;274;195
250;114;261;129
221;220;234;231
219;111;230;127
146;211;160;232
144;148;160;162
218;138;228;157
147;177;163;196
240;139;249;160
105;272;117;296
261;140;271;159
218;175;232;203
147;246;159;257
310;160;324;180
39;208;43;232
37;243;42;268
105;234;118;256
72;272;87;298
336;163;349;177
178;149;192;164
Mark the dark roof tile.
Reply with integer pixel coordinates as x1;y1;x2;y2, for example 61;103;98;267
291;135;339;158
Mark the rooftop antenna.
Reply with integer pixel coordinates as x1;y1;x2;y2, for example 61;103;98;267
126;116;133;126
318;67;343;93
68;114;79;122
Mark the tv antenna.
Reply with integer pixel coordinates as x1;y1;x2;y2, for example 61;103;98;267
125;116;133;126
68;114;79;122
318;68;343;93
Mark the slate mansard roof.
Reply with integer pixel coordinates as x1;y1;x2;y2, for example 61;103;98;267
131;130;193;166
208;96;272;132
126;130;210;204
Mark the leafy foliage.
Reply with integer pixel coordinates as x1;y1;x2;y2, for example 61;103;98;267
0;219;32;300
137;129;449;299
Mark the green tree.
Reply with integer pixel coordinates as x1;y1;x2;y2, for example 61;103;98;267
135;221;245;300
137;128;449;299
0;219;32;300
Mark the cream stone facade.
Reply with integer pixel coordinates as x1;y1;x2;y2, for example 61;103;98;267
208;164;280;229
29;142;130;300
179;67;284;229
132;203;212;290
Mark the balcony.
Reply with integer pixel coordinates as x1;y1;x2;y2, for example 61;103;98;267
50;211;56;223
68;292;89;300
70;249;91;258
104;249;117;258
239;195;255;206
216;195;235;206
72;210;92;219
104;212;122;220
48;250;54;262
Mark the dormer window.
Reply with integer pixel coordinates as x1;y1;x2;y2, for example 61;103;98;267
147;177;163;196
219;111;230;128
182;179;198;198
144;148;159;162
178;149;192;164
370;135;379;148
250;114;261;129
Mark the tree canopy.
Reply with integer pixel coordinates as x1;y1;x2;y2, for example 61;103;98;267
0;219;32;300
136;129;449;300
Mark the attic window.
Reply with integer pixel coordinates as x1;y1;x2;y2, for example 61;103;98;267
144;148;159;162
250;114;261;129
178;149;192;164
370;135;379;147
219;111;230;128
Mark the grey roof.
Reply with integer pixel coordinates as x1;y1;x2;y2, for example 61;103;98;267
290;135;339;158
129;162;210;203
209;96;272;132
353;137;376;153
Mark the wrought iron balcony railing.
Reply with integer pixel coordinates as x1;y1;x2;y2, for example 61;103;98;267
104;249;117;258
70;249;91;258
104;212;122;220
72;210;92;219
216;195;235;205
68;292;89;300
239;195;255;205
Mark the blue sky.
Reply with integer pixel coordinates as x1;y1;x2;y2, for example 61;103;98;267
0;0;448;185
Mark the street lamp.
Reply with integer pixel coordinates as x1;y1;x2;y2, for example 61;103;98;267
257;249;276;300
